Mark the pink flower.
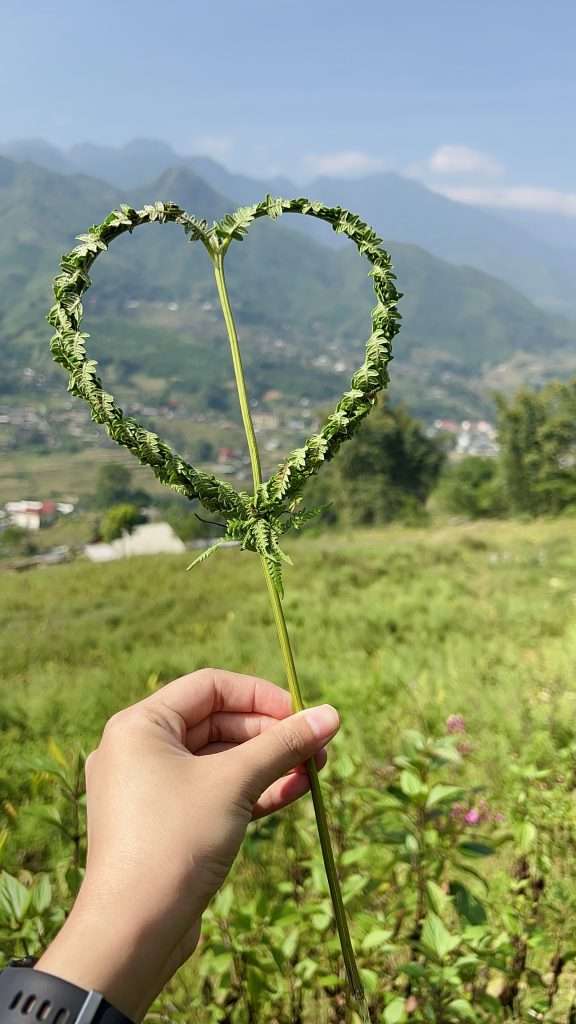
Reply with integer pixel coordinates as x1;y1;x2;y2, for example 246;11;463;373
446;714;466;734
464;808;481;825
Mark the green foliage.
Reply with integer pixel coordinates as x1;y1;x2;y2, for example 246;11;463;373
99;503;143;542
96;463;132;505
312;400;444;526
93;462;148;509
497;379;576;516
2;522;576;1019
436;457;506;519
0;525;37;559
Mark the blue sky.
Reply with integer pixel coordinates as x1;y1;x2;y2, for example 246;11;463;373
2;0;575;216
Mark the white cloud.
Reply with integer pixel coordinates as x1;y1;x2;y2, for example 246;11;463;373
303;150;386;178
432;184;576;217
411;144;504;178
429;145;504;177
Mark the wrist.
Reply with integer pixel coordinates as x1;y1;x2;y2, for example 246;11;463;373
35;884;201;1021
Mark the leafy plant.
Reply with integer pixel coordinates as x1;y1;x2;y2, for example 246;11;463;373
4;525;576;1020
99;502;143;542
47;195;401;1016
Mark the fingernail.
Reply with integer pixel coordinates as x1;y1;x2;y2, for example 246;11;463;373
304;704;340;740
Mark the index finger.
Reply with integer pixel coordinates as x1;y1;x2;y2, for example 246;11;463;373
146;667;293;727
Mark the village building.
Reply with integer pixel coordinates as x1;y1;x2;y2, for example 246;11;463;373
6;500;58;530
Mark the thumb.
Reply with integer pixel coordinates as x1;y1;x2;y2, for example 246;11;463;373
234;704;340;803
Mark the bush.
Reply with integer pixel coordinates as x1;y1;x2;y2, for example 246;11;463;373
497;379;576;516
436;457;506;518
99;503;143;542
4;724;576;1022
312;400;445;527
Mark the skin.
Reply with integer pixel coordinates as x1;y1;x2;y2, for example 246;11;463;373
35;668;340;1022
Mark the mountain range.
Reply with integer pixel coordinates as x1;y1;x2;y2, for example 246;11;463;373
2;137;575;317
0;146;575;428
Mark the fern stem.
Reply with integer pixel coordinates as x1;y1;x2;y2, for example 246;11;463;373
261;559;368;1013
213;252;262;490
213;249;368;1017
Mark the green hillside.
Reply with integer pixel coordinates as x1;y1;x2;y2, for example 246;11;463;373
1;156;575;423
5;138;575;315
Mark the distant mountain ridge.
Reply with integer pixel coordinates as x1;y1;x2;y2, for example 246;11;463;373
2;137;575;316
0;154;574;424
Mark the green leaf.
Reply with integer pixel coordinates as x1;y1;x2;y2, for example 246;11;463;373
31;874;52;914
458;841;495;858
405;833;419;856
281;928;299;960
383;997;407;1023
186;538;226;571
421;913;460;960
516;821;537;853
214;885;233;918
0;872;32;923
359;967;379;994
362;927;393;953
23;804;63;827
426;784;464;808
311;912;331;932
318;973;341;988
399;770;423;798
447;998;476;1020
426;880;452;916
450;881;487;925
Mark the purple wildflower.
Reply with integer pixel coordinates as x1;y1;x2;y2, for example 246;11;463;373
446;714;466;734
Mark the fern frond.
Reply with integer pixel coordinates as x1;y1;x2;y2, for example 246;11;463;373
186;538;226;571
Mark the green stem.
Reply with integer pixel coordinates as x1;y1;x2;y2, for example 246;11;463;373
261;560;366;1009
213;252;262;489
212;250;368;1017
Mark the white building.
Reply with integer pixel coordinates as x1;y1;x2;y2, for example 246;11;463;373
6;500;58;530
84;522;186;563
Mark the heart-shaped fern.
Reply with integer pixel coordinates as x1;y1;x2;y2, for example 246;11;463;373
48;197;400;595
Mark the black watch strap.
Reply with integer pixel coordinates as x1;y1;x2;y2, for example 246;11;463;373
0;965;135;1024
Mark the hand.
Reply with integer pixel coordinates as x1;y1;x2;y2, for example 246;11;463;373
36;668;340;1021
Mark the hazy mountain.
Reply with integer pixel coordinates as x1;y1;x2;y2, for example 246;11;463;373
4;139;575;317
0;156;574;422
497;208;576;251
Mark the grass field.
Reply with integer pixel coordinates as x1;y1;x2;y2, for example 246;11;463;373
0;446;166;504
2;518;573;756
2;518;576;1021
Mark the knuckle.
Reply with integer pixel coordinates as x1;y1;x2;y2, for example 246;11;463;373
102;707;139;740
102;710;126;736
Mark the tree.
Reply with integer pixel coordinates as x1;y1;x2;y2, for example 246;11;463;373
312;400;445;526
94;463;149;510
436;457;505;518
95;464;133;508
496;379;576;516
99;504;143;543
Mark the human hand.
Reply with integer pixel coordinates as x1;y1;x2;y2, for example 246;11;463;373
36;668;340;1021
